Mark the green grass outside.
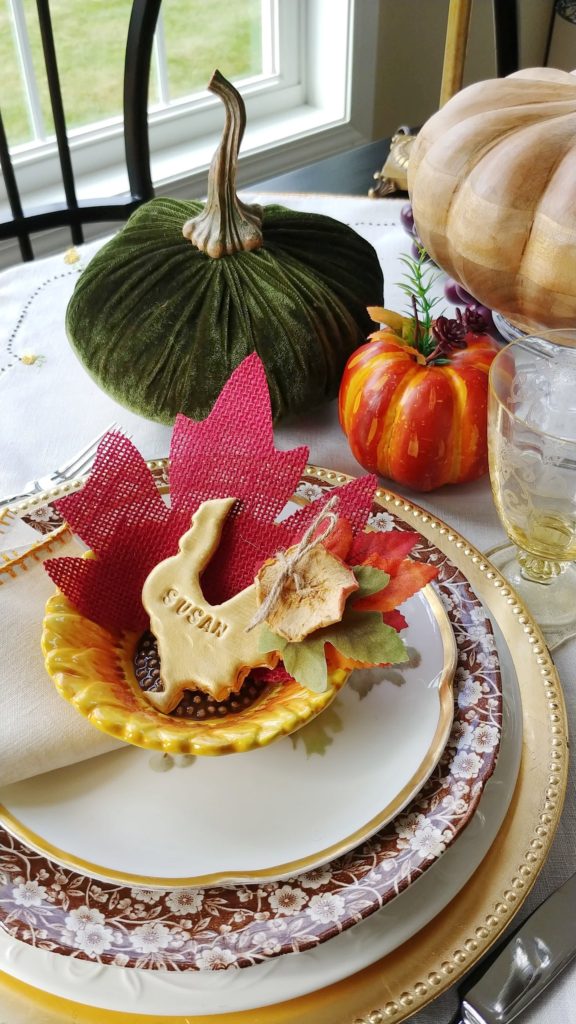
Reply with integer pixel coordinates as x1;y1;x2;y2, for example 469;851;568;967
0;0;262;147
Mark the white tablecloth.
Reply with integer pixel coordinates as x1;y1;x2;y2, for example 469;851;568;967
0;194;574;1023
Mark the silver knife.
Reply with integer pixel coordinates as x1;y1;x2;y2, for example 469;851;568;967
452;871;576;1023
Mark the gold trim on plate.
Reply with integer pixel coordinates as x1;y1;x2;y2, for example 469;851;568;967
0;468;567;1023
2;586;456;886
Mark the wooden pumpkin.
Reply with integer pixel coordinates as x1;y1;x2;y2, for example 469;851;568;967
338;308;499;492
66;71;383;424
408;67;576;331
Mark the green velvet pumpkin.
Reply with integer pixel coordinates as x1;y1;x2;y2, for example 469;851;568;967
66;73;383;424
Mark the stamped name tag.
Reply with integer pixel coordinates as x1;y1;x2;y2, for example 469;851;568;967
161;587;229;638
142;497;277;713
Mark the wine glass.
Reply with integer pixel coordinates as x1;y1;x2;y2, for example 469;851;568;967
488;330;576;649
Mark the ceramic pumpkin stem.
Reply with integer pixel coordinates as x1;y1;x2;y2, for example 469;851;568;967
182;69;263;258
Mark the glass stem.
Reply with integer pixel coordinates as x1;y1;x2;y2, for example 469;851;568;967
517;548;566;584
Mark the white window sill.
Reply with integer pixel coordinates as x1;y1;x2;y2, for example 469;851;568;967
0;105;366;266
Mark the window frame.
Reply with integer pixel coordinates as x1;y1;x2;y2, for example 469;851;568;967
1;0;379;224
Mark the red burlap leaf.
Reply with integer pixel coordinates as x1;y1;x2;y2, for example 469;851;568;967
45;513;188;633
44;356;407;634
54;433;170;549
45;356;312;629
200;512;294;605
281;476;379;545
169;354;308;523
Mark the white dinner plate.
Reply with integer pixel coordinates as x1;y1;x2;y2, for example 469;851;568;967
0;467;503;981
0;618;520;1015
0;584;455;887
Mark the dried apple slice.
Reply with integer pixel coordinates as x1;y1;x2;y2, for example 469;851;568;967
255;545;358;643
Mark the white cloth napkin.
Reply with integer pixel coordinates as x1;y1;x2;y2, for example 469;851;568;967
0;536;124;786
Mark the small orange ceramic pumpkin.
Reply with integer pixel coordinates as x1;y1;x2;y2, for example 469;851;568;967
339;307;499;492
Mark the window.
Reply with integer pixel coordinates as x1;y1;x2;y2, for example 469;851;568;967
2;0;286;148
1;0;379;218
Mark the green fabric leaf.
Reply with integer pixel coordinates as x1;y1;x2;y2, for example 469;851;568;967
274;607;409;695
351;564;390;601
282;636;328;693
322;607;409;666
257;595;408;696
258;624;330;693
258;625;287;654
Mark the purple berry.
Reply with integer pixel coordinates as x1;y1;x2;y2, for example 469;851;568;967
400;203;415;236
444;279;462;305
467;303;495;333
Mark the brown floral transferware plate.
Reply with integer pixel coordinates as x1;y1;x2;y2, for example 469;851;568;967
5;581;454;887
0;467;502;971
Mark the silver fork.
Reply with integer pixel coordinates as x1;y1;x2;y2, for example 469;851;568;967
0;422;120;510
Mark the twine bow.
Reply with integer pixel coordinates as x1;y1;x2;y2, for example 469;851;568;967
246;495;339;632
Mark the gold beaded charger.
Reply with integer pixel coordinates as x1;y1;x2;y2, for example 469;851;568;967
0;467;567;1023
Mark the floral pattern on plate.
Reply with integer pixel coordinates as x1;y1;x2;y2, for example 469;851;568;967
21;505;65;534
0;471;502;971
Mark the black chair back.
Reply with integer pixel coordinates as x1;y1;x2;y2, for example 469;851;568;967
0;0;161;261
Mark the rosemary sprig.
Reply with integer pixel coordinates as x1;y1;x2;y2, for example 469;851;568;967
397;248;443;358
392;247;491;364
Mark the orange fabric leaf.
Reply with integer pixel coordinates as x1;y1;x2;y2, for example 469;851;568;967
349;530;417;574
355;559;437;613
325;643;384;673
321;517;353;561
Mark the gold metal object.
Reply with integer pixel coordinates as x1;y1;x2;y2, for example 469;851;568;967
369;127;416;197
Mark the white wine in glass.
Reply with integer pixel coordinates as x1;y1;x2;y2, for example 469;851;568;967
488;330;576;645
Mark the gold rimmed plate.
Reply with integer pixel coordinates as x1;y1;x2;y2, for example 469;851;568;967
0;467;526;1023
1;579;454;888
0;474;564;1023
0;469;499;904
0;468;545;1024
0;461;458;888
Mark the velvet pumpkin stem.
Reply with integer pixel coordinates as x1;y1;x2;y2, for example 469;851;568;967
182;69;263;258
